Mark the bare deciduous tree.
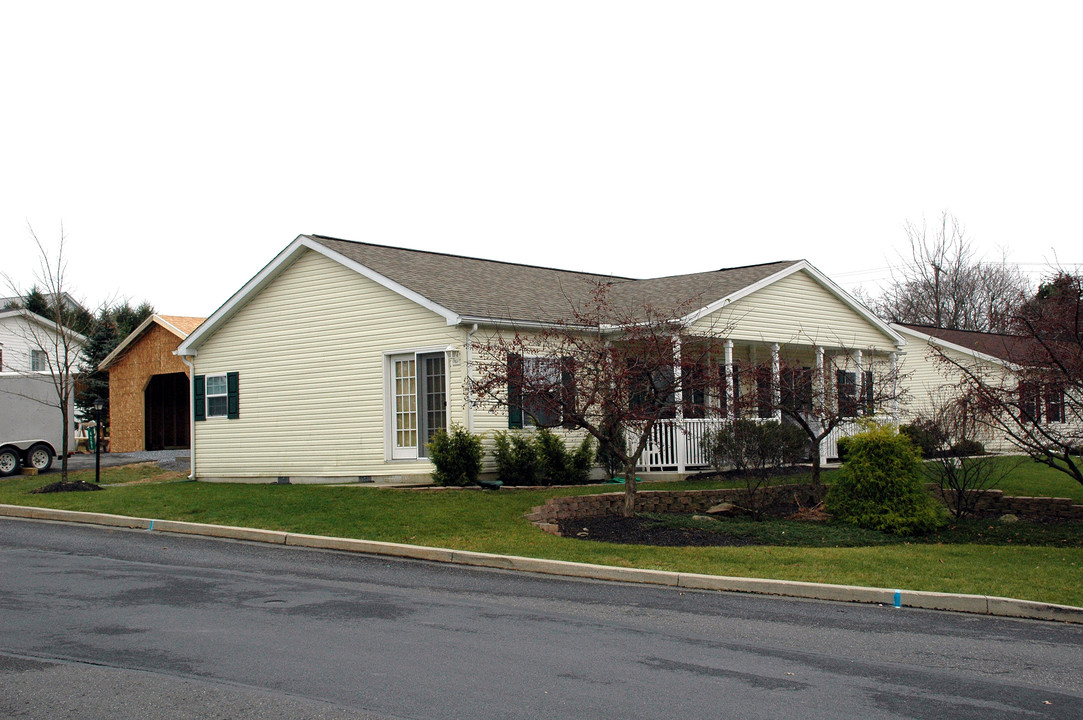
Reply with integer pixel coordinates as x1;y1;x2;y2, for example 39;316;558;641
876;211;1030;333
2;225;87;481
471;282;734;516
935;271;1083;486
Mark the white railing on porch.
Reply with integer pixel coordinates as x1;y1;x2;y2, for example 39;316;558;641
632;415;896;472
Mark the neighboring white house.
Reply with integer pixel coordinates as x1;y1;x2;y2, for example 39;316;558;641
0;309;86;474
892;322;1073;454
176;234;907;484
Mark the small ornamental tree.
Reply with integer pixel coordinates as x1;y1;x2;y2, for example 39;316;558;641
471;282;734;516
935;271;1083;487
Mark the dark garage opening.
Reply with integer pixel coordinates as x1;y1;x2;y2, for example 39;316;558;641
144;372;190;450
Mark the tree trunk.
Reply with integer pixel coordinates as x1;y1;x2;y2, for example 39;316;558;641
622;461;638;517
809;440;822;485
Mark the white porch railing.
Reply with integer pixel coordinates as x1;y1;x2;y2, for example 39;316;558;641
632;415;897;472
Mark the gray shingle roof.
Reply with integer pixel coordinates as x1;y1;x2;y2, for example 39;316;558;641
306;234;799;325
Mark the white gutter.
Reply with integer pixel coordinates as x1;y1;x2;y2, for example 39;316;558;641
181;354;197;480
465;323;478;432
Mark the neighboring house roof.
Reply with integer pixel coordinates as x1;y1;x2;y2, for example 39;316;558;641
893;323;1031;366
179;234;904;354
1;291;87;315
0;308;89;344
99;314;205;371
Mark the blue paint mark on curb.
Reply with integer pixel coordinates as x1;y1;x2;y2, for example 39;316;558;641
148;520;154;531
894;589;902;608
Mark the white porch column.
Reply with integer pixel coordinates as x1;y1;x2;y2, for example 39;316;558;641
814;346;825;419
771;343;781;421
890;352;899;423
854;349;864;416
673;334;686;473
724;340;734;421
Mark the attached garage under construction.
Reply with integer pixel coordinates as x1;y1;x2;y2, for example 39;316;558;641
100;315;204;452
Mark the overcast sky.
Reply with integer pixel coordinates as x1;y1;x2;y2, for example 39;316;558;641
3;2;1080;319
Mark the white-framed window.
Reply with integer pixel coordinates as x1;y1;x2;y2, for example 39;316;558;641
388;351;447;459
31;349;48;372
205;374;228;417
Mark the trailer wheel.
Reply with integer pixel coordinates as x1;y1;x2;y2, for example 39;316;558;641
0;448;20;477
27;443;54;473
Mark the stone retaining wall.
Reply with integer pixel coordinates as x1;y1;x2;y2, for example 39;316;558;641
528;484;1083;535
526;484;825;535
933;487;1083;520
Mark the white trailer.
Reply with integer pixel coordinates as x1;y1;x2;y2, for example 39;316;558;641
0;373;74;476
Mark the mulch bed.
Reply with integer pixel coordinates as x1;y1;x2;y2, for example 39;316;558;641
29;480;103;494
558;515;758;547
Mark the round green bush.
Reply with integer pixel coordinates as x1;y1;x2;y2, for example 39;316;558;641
427;425;484;486
826;425;945;535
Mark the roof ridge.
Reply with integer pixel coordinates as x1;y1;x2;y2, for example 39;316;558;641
307;234;636;282
899;323;1023;339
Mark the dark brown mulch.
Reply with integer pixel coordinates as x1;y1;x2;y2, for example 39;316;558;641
558;515;757;547
29;480;102;494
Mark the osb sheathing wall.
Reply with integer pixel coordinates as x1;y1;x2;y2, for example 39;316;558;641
108;323;191;452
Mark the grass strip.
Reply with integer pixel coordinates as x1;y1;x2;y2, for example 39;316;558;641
1;460;1080;607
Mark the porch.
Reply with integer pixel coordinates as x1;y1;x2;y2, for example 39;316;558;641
632;416;894;472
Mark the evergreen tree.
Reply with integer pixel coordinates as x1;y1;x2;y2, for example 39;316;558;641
76;317;119;424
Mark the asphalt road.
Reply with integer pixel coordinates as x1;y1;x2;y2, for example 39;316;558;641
1;518;1080;720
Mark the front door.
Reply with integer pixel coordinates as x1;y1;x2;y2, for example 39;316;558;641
390;352;447;460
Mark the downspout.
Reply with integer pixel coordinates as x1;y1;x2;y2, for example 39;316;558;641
181;355;197;480
465;324;478;432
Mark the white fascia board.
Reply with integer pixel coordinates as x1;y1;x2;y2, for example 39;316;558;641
302;238;462;326
178;236;464;356
682;261;907;349
890;323;1011;368
99;314;192;371
98;314;158;370
459;315;598;332
178;236;311;356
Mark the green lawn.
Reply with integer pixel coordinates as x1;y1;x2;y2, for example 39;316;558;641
1;459;1081;608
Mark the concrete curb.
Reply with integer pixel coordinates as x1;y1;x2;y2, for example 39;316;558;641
3;503;1081;624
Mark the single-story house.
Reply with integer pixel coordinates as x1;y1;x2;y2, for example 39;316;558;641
100;314;205;452
176;234;907;483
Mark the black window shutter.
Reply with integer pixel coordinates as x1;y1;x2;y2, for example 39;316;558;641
194;375;206;421
561;356;576;427
507;353;523;429
227;372;240;419
863;370;874;415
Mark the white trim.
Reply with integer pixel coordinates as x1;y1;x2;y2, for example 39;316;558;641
99;314;196;371
682;261;907;348
179;236;464;356
204;373;228;418
890;323;1011;368
0;308;88;345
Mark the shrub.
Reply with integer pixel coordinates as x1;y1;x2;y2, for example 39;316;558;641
899;420;949;458
826;425;945;535
535;427;594;485
427;425;484;487
596;412;626;481
704;419;808;517
836;436;851;462
492;430;539;486
950;439;985;457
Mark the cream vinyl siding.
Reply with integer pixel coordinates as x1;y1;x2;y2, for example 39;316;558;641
692;269;897;352
193;249;466;479
894;328;1013;452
